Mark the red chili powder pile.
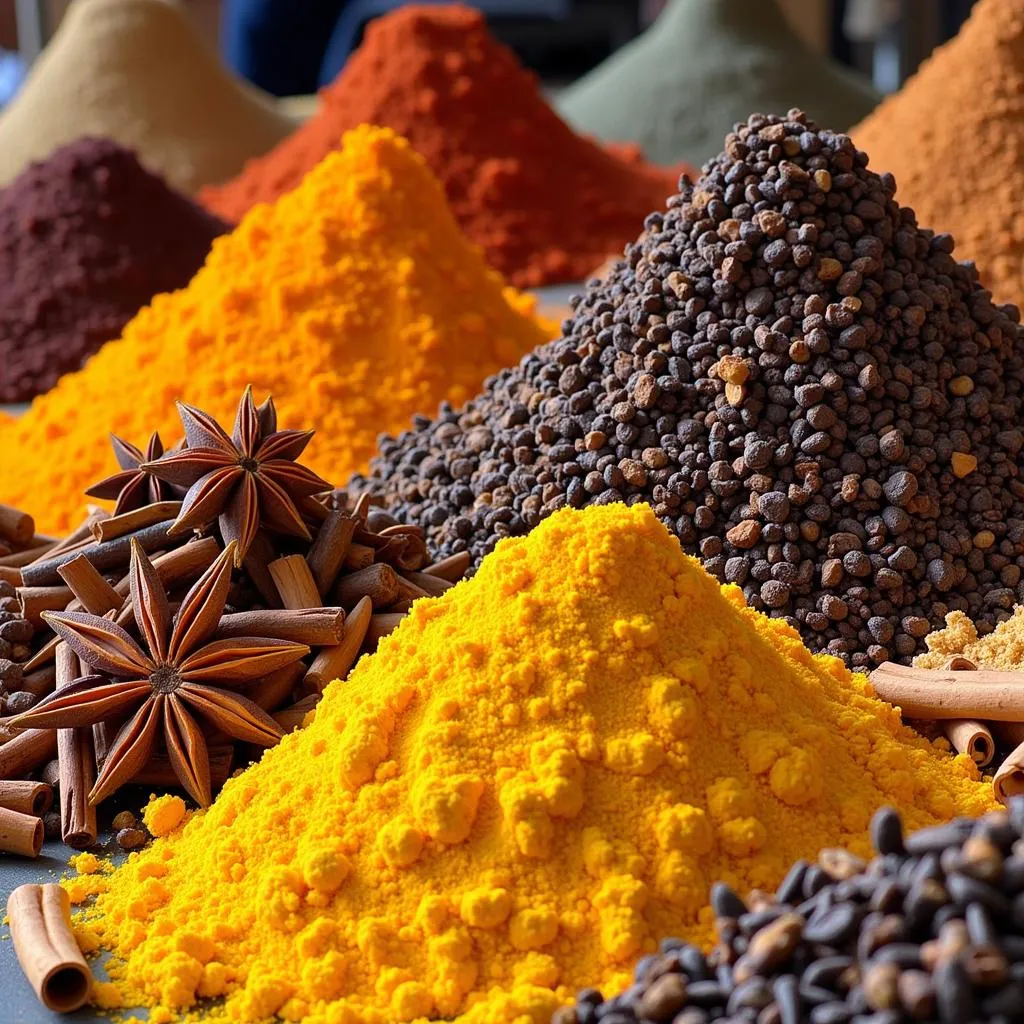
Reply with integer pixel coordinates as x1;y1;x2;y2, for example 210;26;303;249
201;4;687;287
853;0;1024;307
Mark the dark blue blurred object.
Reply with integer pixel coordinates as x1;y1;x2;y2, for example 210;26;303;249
221;0;345;97
0;49;25;108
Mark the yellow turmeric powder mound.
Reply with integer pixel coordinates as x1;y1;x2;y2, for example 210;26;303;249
0;124;554;535
72;504;994;1023
915;607;1024;670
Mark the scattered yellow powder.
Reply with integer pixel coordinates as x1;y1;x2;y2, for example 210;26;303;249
69;851;103;875
915;607;1024;670
0;125;554;534
72;504;994;1023
142;794;187;837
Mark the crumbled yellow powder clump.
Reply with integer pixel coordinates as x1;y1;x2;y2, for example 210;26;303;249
0;125;554;534
143;794;186;837
70;851;103;875
916;608;1024;670
74;504;994;1023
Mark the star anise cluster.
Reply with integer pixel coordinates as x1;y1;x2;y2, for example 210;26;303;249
13;541;308;806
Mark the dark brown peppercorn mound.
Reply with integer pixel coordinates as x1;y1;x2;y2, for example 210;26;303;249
363;110;1024;666
554;803;1024;1024
0;137;228;402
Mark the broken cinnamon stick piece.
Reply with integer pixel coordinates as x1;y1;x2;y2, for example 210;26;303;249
0;806;43;856
423;551;471;582
937;658;994;767
91;501;183;542
401;570;455;597
0;780;53;816
342;542;375;571
0;504;34;546
19;586;73;627
307;511;357;598
334;563;399;610
249;661;306;712
0;728;57;780
216;608;345;646
273;694;321;732
7;884;92;1012
269;554;321;610
995;739;1024;804
868;662;1024;721
0;541;57;569
943;719;995;768
303;597;373;694
365;612;406;651
58;555;122;615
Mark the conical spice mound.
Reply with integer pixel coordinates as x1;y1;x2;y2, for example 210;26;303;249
364;110;1024;668
0;125;553;535
557;0;879;167
0;0;295;194
72;504;992;1023
852;0;1024;307
201;3;685;288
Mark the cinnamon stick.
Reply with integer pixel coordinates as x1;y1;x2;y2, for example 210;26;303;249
0;566;22;587
269;554;321;610
334;563;399;610
0;728;57;779
249;661;306;712
307;511;357;597
401;570;455;597
56;644;97;846
365;612;406;651
0;541;57;569
28;509;109;568
7;884;92;1012
273;694;321;732
868;662;1024;721
0;504;34;546
342;542;375;571
91;501;183;542
19;586;73;627
303;597;373;693
216;608;345;646
423;551;471;582
58;555;122;615
0;806;43;856
995;740;1024;804
944;720;995;768
20;518;181;587
394;576;432;603
351;491;371;521
0;780;52;815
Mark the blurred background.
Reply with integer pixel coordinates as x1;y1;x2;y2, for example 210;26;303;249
0;0;984;107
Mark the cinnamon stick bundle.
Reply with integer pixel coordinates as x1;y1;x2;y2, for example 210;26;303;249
7;884;92;1012
868;662;1024;721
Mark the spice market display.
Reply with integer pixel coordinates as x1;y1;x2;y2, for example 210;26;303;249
0;0;295;194
853;0;1024;308
6;0;1024;1021
0;137;228;402
0;124;553;535
200;4;689;288
363;109;1024;672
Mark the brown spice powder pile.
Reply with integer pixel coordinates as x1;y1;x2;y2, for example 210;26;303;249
853;0;1024;307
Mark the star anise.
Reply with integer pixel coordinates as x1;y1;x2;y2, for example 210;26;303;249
85;433;182;516
141;388;332;565
11;539;309;807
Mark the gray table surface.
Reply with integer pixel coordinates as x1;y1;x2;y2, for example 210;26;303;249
0;281;585;1022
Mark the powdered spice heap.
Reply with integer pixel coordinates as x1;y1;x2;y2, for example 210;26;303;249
0;125;552;535
0;0;294;194
365;111;1024;666
853;0;1024;307
201;4;684;288
72;504;992;1023
0;137;227;402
